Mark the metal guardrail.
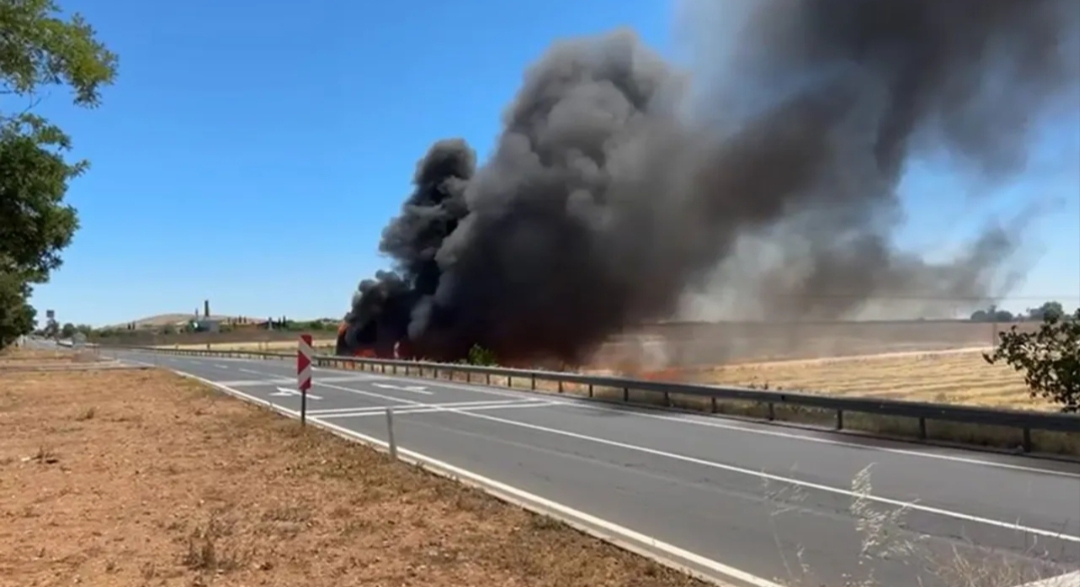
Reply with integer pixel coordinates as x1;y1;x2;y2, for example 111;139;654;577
110;344;1080;453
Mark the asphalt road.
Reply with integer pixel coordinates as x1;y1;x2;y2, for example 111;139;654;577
108;349;1080;587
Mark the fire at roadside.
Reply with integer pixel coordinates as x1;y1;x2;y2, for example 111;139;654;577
336;0;1080;367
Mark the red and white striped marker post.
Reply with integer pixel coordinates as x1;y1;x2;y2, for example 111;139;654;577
297;334;314;425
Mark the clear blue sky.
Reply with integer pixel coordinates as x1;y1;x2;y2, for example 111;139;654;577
29;0;1080;327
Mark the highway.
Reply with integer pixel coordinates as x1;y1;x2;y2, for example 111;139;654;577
109;348;1080;587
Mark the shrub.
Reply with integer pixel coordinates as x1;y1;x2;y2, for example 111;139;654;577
984;309;1080;412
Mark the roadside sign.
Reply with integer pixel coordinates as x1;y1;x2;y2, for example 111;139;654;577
297;334;313;426
297;334;313;391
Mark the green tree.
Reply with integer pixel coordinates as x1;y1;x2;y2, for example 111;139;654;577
59;322;75;338
0;0;118;349
0;273;36;348
465;344;498;366
984;309;1080;413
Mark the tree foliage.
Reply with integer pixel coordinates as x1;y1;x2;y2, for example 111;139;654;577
984;309;1080;413
465;344;498;366
0;0;117;349
0;272;36;348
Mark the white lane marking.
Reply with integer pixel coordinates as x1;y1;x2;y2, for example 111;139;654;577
1016;571;1080;586
372;382;432;395
318;400;557;419
238;368;265;375
312;378;1080;542
169;369;778;587
308;398;544;416
219;378;296;387
214;364;230;369
271;387;323;400
452;408;1080;544
217;375;377;387
583;404;1080;479
325;368;1080;479
321;379;1080;541
145;353;1080;478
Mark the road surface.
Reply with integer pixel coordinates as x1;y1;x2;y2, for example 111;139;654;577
107;349;1080;587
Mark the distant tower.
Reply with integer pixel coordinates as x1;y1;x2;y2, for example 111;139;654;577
204;299;210;318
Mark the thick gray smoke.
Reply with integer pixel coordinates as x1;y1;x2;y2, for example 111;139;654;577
341;0;1080;364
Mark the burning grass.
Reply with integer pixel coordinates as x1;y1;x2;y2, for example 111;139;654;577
0;356;711;587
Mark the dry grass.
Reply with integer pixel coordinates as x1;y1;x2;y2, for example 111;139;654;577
0;352;710;587
766;465;1073;587
693;348;1053;411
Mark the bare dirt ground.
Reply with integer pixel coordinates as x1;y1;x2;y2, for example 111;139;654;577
0;351;708;587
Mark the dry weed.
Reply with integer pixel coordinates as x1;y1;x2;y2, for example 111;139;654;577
764;464;1071;587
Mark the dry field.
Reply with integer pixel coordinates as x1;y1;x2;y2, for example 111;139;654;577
692;347;1050;411
588;320;1054;411
0;350;707;587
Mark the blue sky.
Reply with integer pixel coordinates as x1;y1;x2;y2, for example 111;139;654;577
28;0;1080;327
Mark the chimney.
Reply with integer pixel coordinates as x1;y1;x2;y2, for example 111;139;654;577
204;300;210;318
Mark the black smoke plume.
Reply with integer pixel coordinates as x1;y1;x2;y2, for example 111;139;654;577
341;0;1080;364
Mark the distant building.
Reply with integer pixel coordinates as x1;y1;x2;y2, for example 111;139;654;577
191;316;225;333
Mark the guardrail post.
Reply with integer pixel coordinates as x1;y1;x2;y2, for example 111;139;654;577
919;417;927;440
486;373;491;385
711;396;717;413
386;408;397;460
1022;428;1032;453
767;402;775;421
664;391;670;407
588;383;593;398
623;387;629;402
530;374;536;390
557;381;563;393
466;371;471;383
836;409;844;430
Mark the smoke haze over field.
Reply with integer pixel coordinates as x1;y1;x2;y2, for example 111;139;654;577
341;0;1080;364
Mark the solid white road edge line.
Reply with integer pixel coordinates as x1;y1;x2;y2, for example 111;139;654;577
314;378;1079;543
170;369;774;587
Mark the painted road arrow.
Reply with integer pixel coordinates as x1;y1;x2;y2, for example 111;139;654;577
371;382;432;395
272;387;323;400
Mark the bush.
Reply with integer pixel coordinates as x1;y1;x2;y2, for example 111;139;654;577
984;309;1080;412
466;344;498;366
